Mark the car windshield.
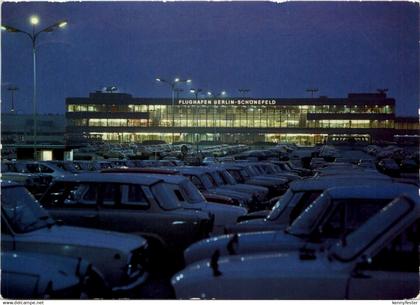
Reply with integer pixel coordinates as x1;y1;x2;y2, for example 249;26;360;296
286;193;331;236
2;186;54;233
240;169;251;179
220;170;237;185
263;165;275;174
267;189;294;220
150;182;182;210
179;180;206;204
201;174;216;189
228;169;244;183
62;163;79;173
212;172;225;186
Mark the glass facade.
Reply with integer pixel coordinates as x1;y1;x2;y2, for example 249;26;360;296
65;92;400;144
67;104;394;129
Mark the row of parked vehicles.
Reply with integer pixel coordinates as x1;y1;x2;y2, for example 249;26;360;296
1;144;419;299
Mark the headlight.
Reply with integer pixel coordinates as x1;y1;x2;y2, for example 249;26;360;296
125;245;148;279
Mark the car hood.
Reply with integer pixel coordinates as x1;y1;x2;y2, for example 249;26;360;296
225;218;281;234
173;251;341;299
184;230;303;265
19;225;147;253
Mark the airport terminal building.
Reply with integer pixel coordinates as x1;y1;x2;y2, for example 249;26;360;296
65;91;417;145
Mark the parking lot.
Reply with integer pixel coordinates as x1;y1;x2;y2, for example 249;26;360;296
1;142;419;299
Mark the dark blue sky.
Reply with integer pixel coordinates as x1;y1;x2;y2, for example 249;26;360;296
2;1;419;116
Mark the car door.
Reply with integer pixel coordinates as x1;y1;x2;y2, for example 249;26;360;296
43;182;100;228
97;183;161;238
347;220;419;299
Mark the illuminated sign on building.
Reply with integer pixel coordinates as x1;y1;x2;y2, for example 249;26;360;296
177;99;277;105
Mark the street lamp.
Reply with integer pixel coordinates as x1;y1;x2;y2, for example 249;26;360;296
2;16;68;159
189;88;203;99
156;77;191;143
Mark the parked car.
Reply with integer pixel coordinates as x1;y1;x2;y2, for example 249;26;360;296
221;163;289;197
1;162;51;198
15;161;71;179
377;158;400;177
1;251;105;299
184;182;418;265
175;167;252;208
101;168;247;235
39;173;214;260
224;175;394;234
1;181;149;297
172;195;419;299
399;159;418;173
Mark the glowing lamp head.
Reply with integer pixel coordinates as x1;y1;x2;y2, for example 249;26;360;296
221;91;227;96
30;16;40;25
174;78;180;83
186;79;192;83
190;89;195;93
58;21;67;28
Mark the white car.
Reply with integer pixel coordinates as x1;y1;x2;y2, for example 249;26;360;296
225;175;394;234
172;195;419;299
1;181;149;297
183;182;418;265
1;251;104;299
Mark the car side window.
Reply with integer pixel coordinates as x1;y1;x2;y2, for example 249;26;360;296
321;199;389;238
190;176;205;191
362;220;419;272
120;184;149;209
26;164;40;173
38;164;54;173
101;183;121;206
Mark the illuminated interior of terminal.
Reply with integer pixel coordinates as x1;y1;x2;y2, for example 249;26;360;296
65;92;404;145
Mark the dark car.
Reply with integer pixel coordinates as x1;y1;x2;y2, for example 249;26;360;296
39;173;214;267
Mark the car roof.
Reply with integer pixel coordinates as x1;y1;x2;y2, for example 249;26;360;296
175;166;215;175
53;172;163;185
289;175;391;191
325;183;419;202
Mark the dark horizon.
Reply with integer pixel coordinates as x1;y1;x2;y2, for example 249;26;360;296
2;1;419;117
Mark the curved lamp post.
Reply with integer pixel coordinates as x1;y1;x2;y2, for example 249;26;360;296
2;16;68;159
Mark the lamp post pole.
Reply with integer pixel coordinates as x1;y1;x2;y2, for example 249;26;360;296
156;77;191;144
2;16;68;159
7;86;18;113
306;88;319;98
207;90;226;143
189;88;204;151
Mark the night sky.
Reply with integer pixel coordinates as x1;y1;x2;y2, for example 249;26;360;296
2;1;419;116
